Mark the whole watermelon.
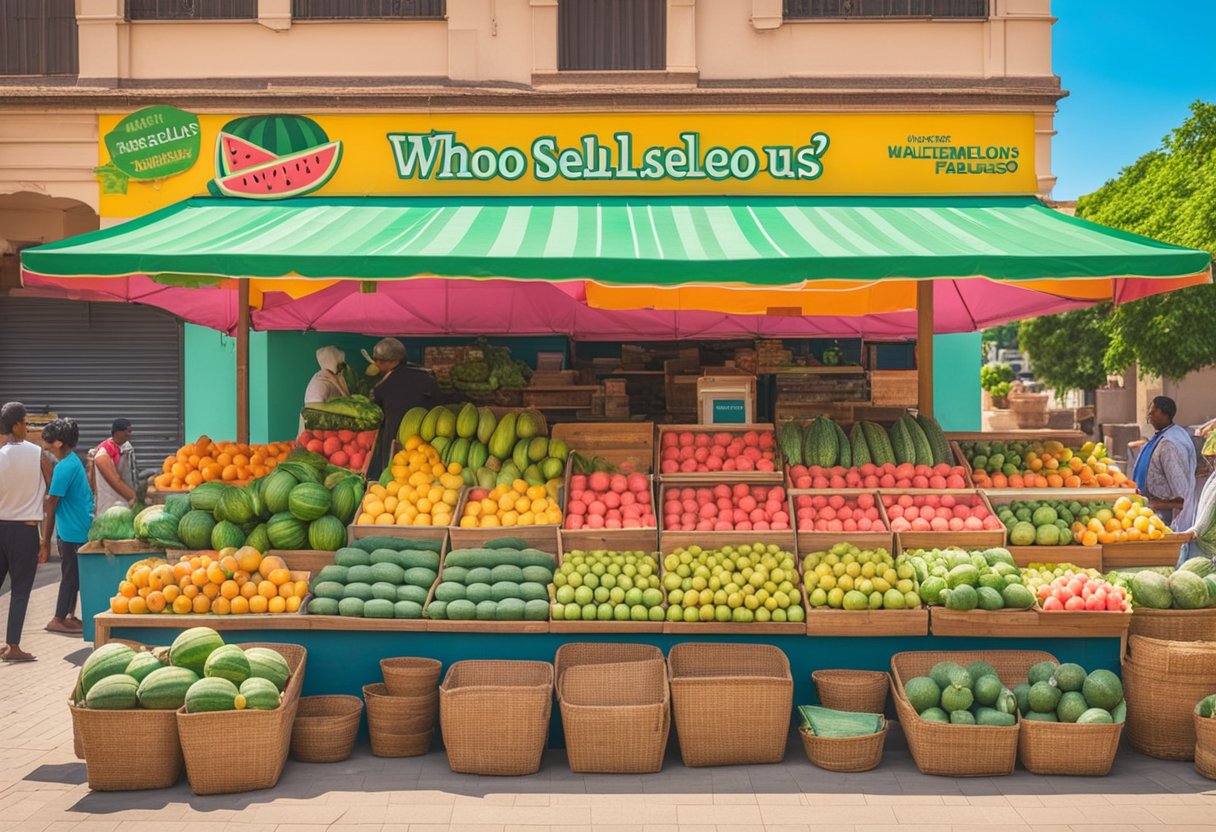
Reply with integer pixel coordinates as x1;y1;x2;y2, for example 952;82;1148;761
178;510;217;550
308;515;347;552
218;486;256;526
267;512;308;550
262;470;297;515
288;482;331;522
330;477;362;525
189;481;227;512
245;523;271;553
211;520;246;551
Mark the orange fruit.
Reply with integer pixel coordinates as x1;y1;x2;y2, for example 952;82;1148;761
220;580;240;600
145;591;166;613
127;596;148;615
130;565;151;588
278;582;296;598
285;595;302;613
192;595;211;614
182;583;200;599
267;596;287;614
237;547;262;574
110;595;129;614
248;595;269;614
202;583;220;600
258;580;278;600
293;579;309;598
172;596;193;615
229;596;250;615
267;568;292;587
162;584;181;603
240;581;259;599
211;597;231;616
220;555;240;576
207;564;228;585
119;580;138;599
258;556;287;579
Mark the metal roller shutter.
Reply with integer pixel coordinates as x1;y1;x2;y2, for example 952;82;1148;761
0;298;183;473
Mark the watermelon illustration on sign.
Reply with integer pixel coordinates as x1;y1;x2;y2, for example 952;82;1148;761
208;114;343;199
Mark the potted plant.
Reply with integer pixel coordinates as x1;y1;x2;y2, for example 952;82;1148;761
980;363;1015;409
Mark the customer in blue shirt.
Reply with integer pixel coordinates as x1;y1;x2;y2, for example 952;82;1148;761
40;418;93;635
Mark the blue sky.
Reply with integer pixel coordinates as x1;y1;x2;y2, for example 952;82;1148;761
1051;0;1216;200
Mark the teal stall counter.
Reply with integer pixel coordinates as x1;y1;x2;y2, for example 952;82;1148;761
98;614;1121;748
78;544;158;643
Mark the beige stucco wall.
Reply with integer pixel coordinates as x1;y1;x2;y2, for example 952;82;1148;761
0;113;101;212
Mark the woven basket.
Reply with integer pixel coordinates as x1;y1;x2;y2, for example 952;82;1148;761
1122;657;1209;761
1193;713;1216;780
439;660;553;776
71;704;184;791
380;657;443;696
70;638;147;762
1126;635;1216;680
1128;608;1216;642
891;650;1055;778
559;659;669;774
668;643;792;767
812;670;889;714
291;695;363;763
1017;719;1124;776
798;723;887;772
553;642;665;695
364;682;439;755
177;642;306;795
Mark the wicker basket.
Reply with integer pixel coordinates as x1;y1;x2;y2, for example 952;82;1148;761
291;695;363;763
891;650;1055;778
70;638;147;762
1128;608;1216;642
380;657;443;696
798;723;887;772
668;643;792;767
1017;718;1124;776
364;683;438;756
812;670;889;714
1122;656;1210;761
559;659;669;774
177;642;306;795
1126;635;1216;680
439;660;553;776
553;642;665;694
1193;713;1216;780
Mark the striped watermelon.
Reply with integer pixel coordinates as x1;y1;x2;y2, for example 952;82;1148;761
137;666;199;710
262;470;297;515
203;644;251;684
81;642;136;695
244;647;291;692
219;486;256;525
169;627;225;675
85;674;139;710
211;520;246;551
238;677;282;711
267;512;308;550
178;510;217;550
308;515;346;552
330;477;362;525
184;677;242;713
124;651;165;685
288;482;331;522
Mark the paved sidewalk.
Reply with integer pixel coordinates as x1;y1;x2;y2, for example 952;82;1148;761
3;568;1215;832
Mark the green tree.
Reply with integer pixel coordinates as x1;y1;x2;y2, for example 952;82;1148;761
980;323;1019;358
1017;304;1111;394
1075;101;1216;379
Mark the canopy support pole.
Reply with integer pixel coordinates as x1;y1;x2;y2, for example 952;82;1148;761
917;281;934;418
236;278;250;444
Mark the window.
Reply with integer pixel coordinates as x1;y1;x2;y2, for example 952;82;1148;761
1;0;77;74
784;0;989;19
126;1;256;20
292;1;446;19
559;0;666;72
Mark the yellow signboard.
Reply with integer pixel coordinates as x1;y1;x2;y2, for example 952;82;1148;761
98;112;1037;217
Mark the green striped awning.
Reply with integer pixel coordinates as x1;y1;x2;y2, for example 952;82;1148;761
21;195;1211;285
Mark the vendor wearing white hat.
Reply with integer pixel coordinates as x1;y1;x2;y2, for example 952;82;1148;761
299;346;350;432
368;337;441;479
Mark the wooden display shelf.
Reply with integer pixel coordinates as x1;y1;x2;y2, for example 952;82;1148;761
897;531;1005;554
796;531;896;558
659;528;796;555
1102;535;1189;569
269;550;338;573
662;620;805;635
553;421;655;474
878;489;1005;549
522;385;601;410
426;619;549;633
347;522;451;550
448;523;560;553
80;539;162;556
557;528;660;556
929;607;1131;639
804;607;930;637
655;423;783;484
93;608;437;645
1007;546;1103;569
550;530;665;633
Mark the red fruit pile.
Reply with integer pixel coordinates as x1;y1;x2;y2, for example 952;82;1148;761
881;493;1004;533
565;472;655;530
1038;574;1129;612
663;484;790;532
296;429;377;471
788;462;969;490
659;430;778;475
794;493;886;533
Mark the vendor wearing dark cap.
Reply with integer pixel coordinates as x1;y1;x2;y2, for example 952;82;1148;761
368;337;442;480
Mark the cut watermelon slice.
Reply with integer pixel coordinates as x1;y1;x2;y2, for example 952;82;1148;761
217;131;279;175
212;141;342;199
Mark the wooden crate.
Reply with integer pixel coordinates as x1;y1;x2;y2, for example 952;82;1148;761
522;385;601;411
804;607;930;637
551;530;664;634
424;538;549;634
269;550;338;574
658;484;795;554
774;401;856;426
878;490;1006;549
1102;536;1189;569
930;607;1131;639
897;531;1009;556
552;421;655;474
869;370;918;407
1007;546;1103;570
347;522;450;552
447;522;560;554
796;531;895;560
655;424;782;483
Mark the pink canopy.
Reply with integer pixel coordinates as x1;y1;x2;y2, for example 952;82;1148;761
25;274;1097;340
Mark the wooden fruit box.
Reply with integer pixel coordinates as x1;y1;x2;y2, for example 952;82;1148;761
423;548;551;634
803;607;930;637
897;532;1004;556
796;531;896;560
522;385;600;410
658;487;796;556
447;522;561;554
1007;546;1103;570
655;423;783;484
551;529;665;634
559;465;658;553
552;421;655;474
269;550;339;574
929;607;1131;639
878;489;1006;549
347;523;450;552
82;539;164;556
1102;535;1189;569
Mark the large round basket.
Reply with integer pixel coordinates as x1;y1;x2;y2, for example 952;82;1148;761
799;724;887;772
812;669;888;714
380;657;442;696
1017;718;1123;776
1128;608;1216;643
364;683;438;758
1194;713;1216;780
291;695;363;763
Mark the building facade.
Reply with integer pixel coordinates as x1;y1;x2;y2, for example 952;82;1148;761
1;0;1062;449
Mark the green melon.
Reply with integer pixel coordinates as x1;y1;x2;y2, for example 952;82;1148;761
262;470;298;515
136;666;199;710
335;547;371;567
338;597;365;617
330;477;362;525
306;597;339;615
308;515;346;551
178;510;218;550
239;677;282;710
1027;660;1058;685
123;651;165;685
364;599;394;619
941;684;974;713
344;582;374;601
81;642;136;695
1081;669;1124;711
394;600;424;619
1052;663;1087;693
245;523;271;553
185;677;242;713
371;581;399;601
203;644;251;684
169;627;225;675
1077;707;1113;724
1028;680;1062;713
219;486;256;525
903;677;941;713
288;482;331;522
211;520;246;551
1057;690;1088;723
427;600;448;619
189;481;227;512
370;562;406;584
266;512;308;550
85;674;139;710
396;584;429;605
919;707;949;723
244;647;291;692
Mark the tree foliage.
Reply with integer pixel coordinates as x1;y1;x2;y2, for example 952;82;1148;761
981;323;1020;357
1074;101;1216;380
1017;304;1111;395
